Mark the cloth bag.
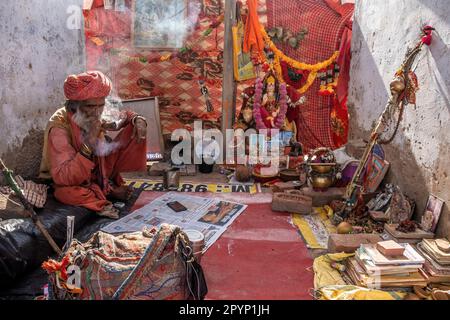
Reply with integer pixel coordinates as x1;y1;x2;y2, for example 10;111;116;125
113;225;208;300
46;223;203;300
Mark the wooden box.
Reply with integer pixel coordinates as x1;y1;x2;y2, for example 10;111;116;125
271;192;312;214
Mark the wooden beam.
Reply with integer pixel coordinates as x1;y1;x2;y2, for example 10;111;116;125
221;0;237;136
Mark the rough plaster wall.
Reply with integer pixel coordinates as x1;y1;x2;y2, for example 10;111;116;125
0;0;85;178
348;0;450;237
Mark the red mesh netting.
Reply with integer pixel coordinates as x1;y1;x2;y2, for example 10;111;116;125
266;0;353;150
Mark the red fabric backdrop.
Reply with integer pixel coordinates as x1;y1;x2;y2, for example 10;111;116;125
83;0;353;149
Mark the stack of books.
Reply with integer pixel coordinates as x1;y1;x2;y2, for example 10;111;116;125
416;239;450;284
344;242;427;288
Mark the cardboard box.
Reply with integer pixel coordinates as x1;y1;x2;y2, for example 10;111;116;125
328;233;382;253
376;240;405;256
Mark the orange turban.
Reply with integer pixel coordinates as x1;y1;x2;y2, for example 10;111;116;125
64;70;112;101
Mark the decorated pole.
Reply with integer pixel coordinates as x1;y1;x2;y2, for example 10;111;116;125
334;26;435;224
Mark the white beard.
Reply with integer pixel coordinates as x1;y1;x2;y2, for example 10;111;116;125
72;110;101;132
72;109;120;156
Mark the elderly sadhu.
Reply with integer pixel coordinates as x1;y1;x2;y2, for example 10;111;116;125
39;71;147;218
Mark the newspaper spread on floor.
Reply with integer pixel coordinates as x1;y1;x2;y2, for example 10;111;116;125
101;192;247;252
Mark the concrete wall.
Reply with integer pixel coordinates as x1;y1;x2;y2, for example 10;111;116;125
348;0;450;237
0;0;85;178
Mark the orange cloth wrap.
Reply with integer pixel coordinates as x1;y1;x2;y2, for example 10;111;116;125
243;0;264;55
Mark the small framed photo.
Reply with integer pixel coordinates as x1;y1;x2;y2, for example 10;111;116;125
132;0;188;49
422;194;444;233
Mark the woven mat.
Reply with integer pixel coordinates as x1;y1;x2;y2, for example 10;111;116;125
292;207;336;249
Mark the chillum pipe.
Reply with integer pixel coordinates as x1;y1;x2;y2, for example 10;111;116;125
0;158;63;256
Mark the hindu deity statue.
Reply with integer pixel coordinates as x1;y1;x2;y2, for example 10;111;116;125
235;71;305;142
259;73;280;128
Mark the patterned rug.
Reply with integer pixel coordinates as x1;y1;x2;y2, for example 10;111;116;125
292;207;336;250
84;0;267;135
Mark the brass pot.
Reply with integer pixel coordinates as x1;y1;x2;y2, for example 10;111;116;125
310;163;336;174
309;172;335;189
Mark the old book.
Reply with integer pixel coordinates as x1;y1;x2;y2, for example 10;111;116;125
422;239;450;257
360;243;424;266
417;241;450;266
345;258;366;287
346;258;426;288
369;272;428;288
355;252;420;276
421;239;450;265
416;243;450;274
420;268;450;283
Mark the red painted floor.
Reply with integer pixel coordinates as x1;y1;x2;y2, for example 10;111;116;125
133;192;314;300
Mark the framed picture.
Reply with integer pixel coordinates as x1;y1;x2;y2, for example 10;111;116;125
132;0;188;49
120;97;165;161
422;194;444;233
232;21;255;81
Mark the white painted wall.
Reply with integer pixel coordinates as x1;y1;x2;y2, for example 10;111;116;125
349;0;450;236
0;0;85;175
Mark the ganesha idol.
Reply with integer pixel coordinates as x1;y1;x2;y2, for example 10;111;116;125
234;72;306;140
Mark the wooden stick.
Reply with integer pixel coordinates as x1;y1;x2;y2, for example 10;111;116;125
0;158;62;256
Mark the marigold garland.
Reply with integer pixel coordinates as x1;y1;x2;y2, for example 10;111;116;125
318;78;339;96
261;26;339;94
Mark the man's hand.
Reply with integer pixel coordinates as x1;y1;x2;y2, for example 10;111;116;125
101;112;127;131
132;117;147;144
101;118;126;131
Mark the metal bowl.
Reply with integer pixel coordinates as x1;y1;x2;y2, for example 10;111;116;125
253;172;279;183
279;169;299;182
